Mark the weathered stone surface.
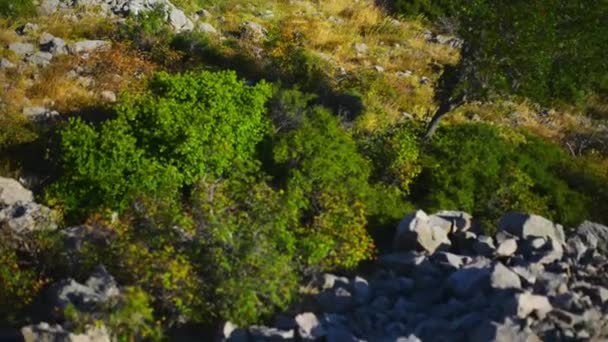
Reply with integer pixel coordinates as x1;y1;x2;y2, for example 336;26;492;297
496;238;518;257
430;210;473;233
22;322;110;342
448;267;491;298
0;177;33;206
394;210;451;254
9;42;35;56
295;313;326;340
577;221;608;254
491;262;522;290
0;202;56;234
498;213;565;242
26;51;53;67
240;21;268;41
514;292;553;319
68;40;111;54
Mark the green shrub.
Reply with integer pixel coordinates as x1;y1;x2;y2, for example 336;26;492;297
274;106;375;270
191;162;298;325
47;70;272;221
65;286;162;341
413;123;601;230
0;0;36;18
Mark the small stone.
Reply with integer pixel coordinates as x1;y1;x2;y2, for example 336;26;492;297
26;51;53;67
515;292;552;319
198;22;217;34
374;65;384;72
496;238;518;257
16;23;38;35
396;70;413;77
100;90;117;103
67;40;111;54
240;21;268;41
490;262;521;290
354;42;368;54
0;58;16;69
9;42;35;56
295;312;326;340
0;177;33;206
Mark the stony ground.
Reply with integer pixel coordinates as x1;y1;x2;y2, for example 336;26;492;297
223;211;608;341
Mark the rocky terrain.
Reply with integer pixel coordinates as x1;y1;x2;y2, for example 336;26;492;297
223;211;608;341
3;175;608;341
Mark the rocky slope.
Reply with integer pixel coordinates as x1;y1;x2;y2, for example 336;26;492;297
224;211;608;341
5;174;608;341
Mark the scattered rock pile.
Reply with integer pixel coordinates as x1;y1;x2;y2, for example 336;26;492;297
226;210;608;341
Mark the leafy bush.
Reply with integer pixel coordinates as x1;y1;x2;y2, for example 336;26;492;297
191;163;298;325
0;0;36;18
413;123;606;230
274;106;375;270
47;70;272;221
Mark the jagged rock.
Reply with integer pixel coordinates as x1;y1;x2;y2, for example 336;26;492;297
496;238;518;257
222;322;248;342
39;33;68;56
470;318;541;342
498;213;565;243
100;90;117;102
491;262;522;290
26;51;53;67
448;266;490;298
198;22;217;34
37;0;62;15
352;276;371;304
394;210;451;254
295;313;325;340
514;292;552;319
432;251;470;270
354;43;368;54
0;177;33;206
8;42;35;56
16;23;39;35
249;326;294;341
240;21;268;41
68;40;111;54
431;210;473;233
52;265;119;312
472;235;496;256
320;273;349;290
22;322;110;342
0;58;16;69
0;202;57;235
168;5;194;31
577;221;608;254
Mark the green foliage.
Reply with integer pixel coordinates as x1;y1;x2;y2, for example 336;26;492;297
65;286;162;341
395;0;608;107
274;106;375;270
0;0;36;18
413;123;606;230
47;70;272;221
0;242;46;324
192;163;298;325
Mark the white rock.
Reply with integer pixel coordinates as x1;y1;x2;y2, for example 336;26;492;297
67;40;111;54
198;22;217;34
9;43;35;56
515;292;552;319
491;262;522;290
0;177;33;206
295;312;326;340
496;238;518;257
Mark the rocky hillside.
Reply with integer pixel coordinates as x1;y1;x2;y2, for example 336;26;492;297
227;211;608;341
1;0;608;341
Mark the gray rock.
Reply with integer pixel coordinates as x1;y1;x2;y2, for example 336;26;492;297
572;282;608;304
0;58;16;69
353;276;371;304
0;202;57;235
16;23;38;35
432;251;470;270
222;322;248;342
514;292;552;319
394;210;451;254
374;65;385;73
498;212;565;243
354;43;368;54
448;266;491;298
9;42;35;56
37;0;62;15
40;33;68;56
317;286;353;312
529;237;563;265
53;265;119;312
22;322;110;342
320;273;349;290
249;326;294;341
100;90;117;102
496;238;518;257
577;221;608;254
470;318;541;342
169;6;194;31
240;21;268;41
472;235;496;256
431;210;473;233
26;51;53;67
295;312;325;341
198;22;217;34
491;262;522;290
0;177;33;206
68;40;111;54
566;235;589;261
